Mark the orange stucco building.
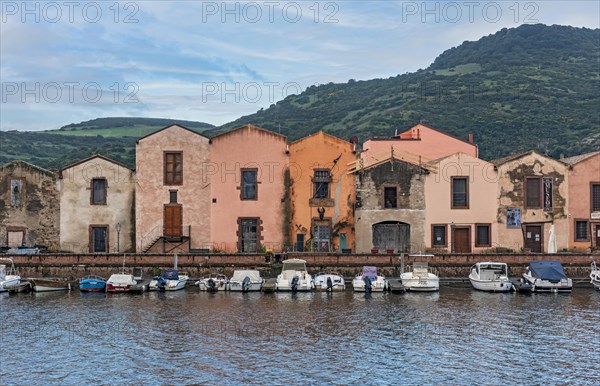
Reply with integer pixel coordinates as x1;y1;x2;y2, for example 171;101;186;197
288;131;356;252
564;151;600;251
361;123;478;165
210;124;288;252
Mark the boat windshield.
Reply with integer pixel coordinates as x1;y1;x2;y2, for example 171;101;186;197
282;260;307;272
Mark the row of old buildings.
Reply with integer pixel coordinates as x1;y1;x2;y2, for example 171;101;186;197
1;123;599;254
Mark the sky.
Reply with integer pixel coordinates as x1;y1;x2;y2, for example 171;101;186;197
1;0;599;131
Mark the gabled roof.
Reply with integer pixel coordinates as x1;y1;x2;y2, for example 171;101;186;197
491;150;567;167
136;123;209;143
347;154;431;174
209;124;286;142
373;123;477;148
0;160;55;176
562;151;600;166
423;151;488;166
288;130;353;147
59;154;133;174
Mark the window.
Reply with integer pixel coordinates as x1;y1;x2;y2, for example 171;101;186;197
592;183;600;212
241;169;257;200
10;178;24;207
313;169;331;199
525;177;541;208
384;187;397;208
451;177;469;208
91;178;107;205
475;224;491;247
169;190;178;204
432;225;447;247
164;152;183;185
575;220;589;241
239;218;259;252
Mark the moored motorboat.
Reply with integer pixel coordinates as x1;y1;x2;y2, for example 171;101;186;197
352;266;387;292
590;261;600;290
276;259;314;292
7;280;32;294
30;278;73;292
314;272;345;292
522;260;572;293
228;270;264;292
401;262;439;292
469;262;512;292
0;258;20;293
196;273;228;291
79;275;106;292
149;270;188;291
106;273;145;293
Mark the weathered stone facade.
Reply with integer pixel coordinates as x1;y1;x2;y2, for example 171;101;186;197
0;161;60;250
354;158;427;253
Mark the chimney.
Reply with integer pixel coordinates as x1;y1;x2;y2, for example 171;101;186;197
468;133;474;144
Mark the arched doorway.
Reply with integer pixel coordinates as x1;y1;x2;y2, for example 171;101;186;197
372;221;410;252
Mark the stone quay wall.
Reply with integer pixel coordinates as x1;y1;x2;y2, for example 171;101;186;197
6;252;597;280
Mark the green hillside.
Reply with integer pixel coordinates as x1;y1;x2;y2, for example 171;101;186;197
1;118;214;169
210;24;600;159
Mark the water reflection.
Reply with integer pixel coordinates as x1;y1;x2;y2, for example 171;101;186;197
0;288;598;385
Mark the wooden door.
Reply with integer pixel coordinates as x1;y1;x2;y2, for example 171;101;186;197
90;226;108;253
164;205;182;239
524;225;542;253
453;227;471;253
594;224;600;249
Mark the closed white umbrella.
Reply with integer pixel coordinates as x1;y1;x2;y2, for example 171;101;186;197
548;224;557;253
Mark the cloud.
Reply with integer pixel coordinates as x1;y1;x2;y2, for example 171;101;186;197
1;1;598;130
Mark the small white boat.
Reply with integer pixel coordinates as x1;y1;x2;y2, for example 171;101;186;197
0;258;20;292
149;270;189;291
352;266;387;292
401;262;439;292
106;273;145;293
469;262;512;292
30;278;73;292
590;261;600;290
276;258;314;292
523;261;572;293
228;270;264;292
196;273;228;291
314;272;345;292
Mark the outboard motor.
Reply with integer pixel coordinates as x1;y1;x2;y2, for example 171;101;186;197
207;278;216;291
242;276;251;292
363;276;372;293
291;275;299;293
157;276;166;292
326;277;333;292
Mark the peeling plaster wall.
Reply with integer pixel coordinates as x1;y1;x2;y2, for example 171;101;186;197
496;153;569;252
59;157;135;253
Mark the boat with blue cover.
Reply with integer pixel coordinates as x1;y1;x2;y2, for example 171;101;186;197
522;261;572;293
79;275;106;292
149;269;188;291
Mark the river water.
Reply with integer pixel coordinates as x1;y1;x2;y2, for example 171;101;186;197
1;287;598;385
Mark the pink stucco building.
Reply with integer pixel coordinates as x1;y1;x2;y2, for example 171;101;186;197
361;123;478;165
424;152;498;253
135;124;211;253
563;151;600;251
209;124;288;252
